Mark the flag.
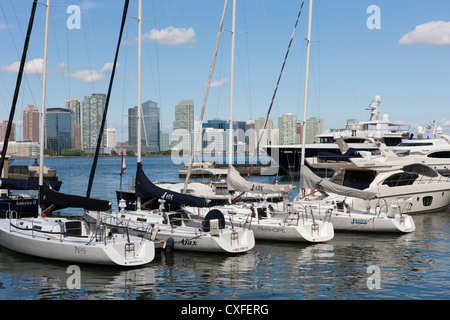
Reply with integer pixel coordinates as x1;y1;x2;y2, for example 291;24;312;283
121;153;126;175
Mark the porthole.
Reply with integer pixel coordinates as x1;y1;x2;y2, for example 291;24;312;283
423;196;433;207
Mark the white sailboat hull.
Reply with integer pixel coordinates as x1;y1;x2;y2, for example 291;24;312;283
184;206;334;243
0;218;155;266
85;210;255;254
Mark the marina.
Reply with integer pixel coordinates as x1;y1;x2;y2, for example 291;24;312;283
0;156;449;300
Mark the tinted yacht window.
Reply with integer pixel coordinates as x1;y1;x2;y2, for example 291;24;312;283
382;173;418;187
427;151;450;158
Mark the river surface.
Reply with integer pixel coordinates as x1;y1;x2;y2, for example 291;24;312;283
0;156;449;301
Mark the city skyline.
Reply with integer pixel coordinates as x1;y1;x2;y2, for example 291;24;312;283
1;1;449;145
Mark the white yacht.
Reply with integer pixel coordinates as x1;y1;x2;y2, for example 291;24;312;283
264;95;411;174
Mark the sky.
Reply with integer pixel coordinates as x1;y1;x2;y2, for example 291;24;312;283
1;0;450;143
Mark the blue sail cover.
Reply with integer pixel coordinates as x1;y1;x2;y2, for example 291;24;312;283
135;162;208;208
0;178;62;191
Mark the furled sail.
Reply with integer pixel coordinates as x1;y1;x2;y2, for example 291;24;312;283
39;186;111;212
0;178;61;191
227;166;295;194
299;165;377;200
135;162;208;208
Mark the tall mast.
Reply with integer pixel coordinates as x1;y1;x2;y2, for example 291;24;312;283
136;0;142;210
228;0;236;168
38;0;50;217
300;0;313;167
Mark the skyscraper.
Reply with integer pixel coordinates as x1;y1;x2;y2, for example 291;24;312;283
82;93;106;150
23;105;39;143
46;107;74;155
66;97;81;149
128;100;160;152
305;117;324;144
0;121;15;142
172;99;194;150
279;113;297;145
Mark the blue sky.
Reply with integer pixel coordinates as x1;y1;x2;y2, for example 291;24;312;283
1;0;450;143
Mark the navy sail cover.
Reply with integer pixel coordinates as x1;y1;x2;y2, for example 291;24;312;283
0;178;62;191
39;186;111;212
135;162;208;208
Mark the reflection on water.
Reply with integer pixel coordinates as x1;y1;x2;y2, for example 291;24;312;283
1;157;449;300
1;211;448;300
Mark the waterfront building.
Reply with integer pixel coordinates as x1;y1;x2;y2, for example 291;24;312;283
66;97;81;149
107;128;116;149
172;99;194;150
0;121;15;142
128;100;160;153
160;132;170;151
23;105;39;143
278;113;297;145
305;117;324;144
82;93;107;150
46;107;74;155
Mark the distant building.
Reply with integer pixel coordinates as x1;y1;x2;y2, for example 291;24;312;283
107;128;116;149
278;113;297;145
46;107;74;155
172;99;194;150
159;132;170;151
128;100;160;152
66;98;81;149
305;117;324;144
0;120;15;142
23;105;39;143
82;93;107;150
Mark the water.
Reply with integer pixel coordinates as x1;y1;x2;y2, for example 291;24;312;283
0;156;449;301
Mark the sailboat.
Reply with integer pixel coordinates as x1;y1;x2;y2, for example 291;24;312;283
0;0;155;266
86;0;255;254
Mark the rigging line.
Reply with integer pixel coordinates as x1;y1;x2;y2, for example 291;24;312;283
150;0;162;132
51;8;68;100
81;3;95;93
86;0;130;198
0;0;38;176
182;0;229;193
1;1;39;108
65;0;71;99
253;0;305;162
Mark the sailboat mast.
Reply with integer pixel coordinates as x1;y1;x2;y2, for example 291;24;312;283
300;0;313;167
38;0;50;217
136;0;142;210
228;0;236;168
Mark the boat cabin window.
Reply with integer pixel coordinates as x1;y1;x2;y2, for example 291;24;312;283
383;138;403;146
64;221;83;236
319;137;335;144
427;151;450;158
397;142;433;147
343;138;366;144
342;170;376;190
382;173;418;187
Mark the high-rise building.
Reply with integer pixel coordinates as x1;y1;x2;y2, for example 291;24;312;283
46;107;74;155
128;100;160;152
305;117;324;144
66;97;81;149
159;132;170;151
0;121;15;142
172;99;194;150
278;113;297;145
82;93;106;150
107;128;116;149
23;105;39;143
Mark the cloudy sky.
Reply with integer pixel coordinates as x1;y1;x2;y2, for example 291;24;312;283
1;0;450;142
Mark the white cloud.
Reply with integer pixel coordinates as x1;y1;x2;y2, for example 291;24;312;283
67;62;120;83
399;21;450;46
1;58;44;74
210;78;229;88
143;26;196;46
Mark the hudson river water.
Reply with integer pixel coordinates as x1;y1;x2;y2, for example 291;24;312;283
0;156;449;301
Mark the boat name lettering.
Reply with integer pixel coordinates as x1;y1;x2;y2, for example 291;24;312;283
74;246;87;254
250;184;263;192
351;219;368;225
233;246;249;252
179;238;197;246
16;200;36;206
256;226;286;233
161;192;174;200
